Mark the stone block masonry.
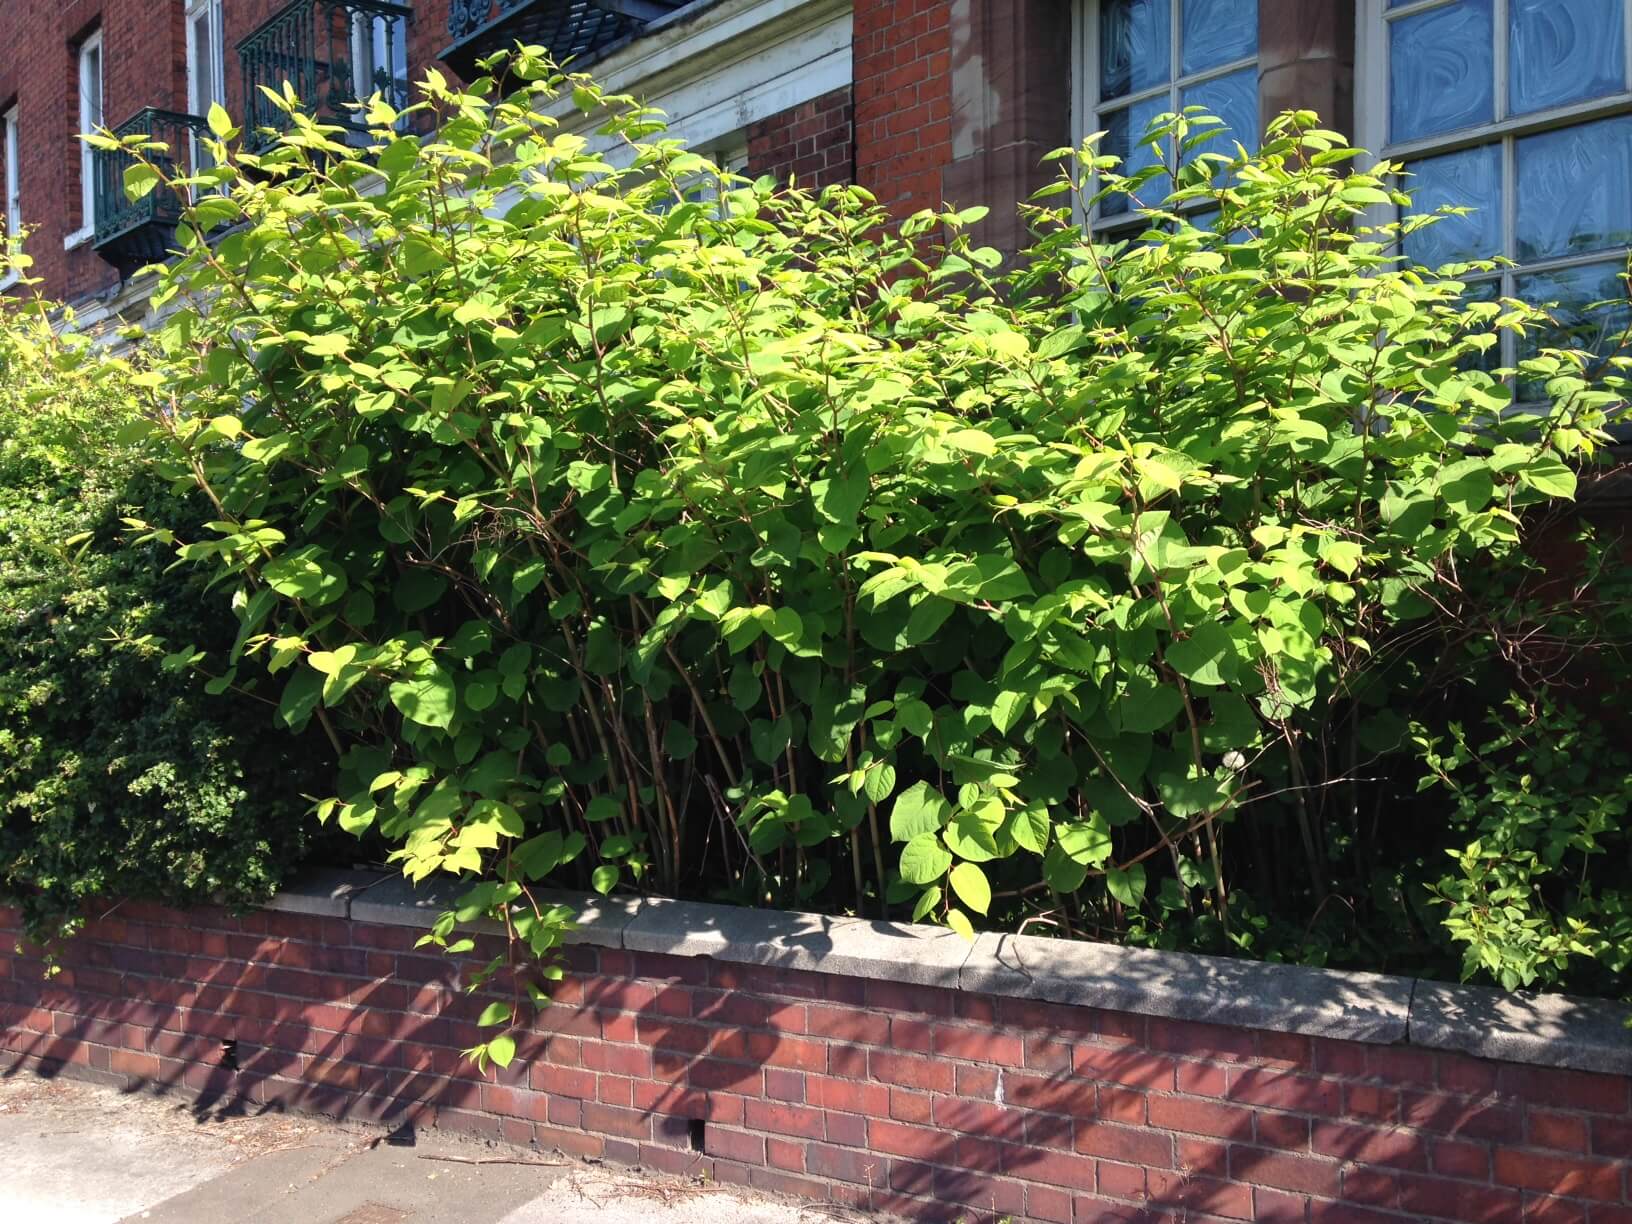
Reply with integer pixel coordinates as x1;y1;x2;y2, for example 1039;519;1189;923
2;878;1629;1223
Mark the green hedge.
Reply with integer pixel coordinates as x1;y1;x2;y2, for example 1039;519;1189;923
94;58;1630;1057
0;270;335;944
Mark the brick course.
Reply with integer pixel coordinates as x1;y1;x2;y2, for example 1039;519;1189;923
746;85;852;192
2;899;1628;1223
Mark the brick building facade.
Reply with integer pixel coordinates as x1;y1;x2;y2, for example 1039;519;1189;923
2;1;1628;390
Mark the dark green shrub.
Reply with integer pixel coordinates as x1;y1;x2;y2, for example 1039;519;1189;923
0;262;334;944
116;61;1628;1057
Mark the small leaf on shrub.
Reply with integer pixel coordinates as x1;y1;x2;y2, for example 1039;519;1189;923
1106;864;1147;907
487;1034;516;1068
477;1001;511;1027
890;781;949;842
946;907;975;940
389;666;458;729
862;761;896;804
900;833;952;885
1043;843;1088;893
991;690;1028;734
591;864;619;895
949;862;991;915
123;164;160;202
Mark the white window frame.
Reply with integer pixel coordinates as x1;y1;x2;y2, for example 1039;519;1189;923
187;0;226;183
1356;0;1632;373
1072;0;1260;233
187;0;226;120
2;105;20;289
352;7;410;122
66;29;103;249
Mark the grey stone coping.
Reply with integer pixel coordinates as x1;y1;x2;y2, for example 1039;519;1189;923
624;897;972;987
263;867;390;918
267;869;1631;1076
1409;980;1632;1076
962;931;1414;1044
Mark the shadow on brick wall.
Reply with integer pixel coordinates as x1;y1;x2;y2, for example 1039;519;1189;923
2;900;1625;1221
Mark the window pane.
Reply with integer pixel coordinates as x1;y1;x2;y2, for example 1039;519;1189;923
1390;0;1494;144
192;13;215;112
1515;260;1632;397
1180;65;1259;166
1402;144;1502;267
1181;0;1257;76
1101;0;1171;101
1100;95;1172;217
84;47;103;128
1516;115;1632;261
1509;0;1626;117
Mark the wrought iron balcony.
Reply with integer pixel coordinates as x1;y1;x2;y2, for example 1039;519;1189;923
91;108;210;276
237;0;413;153
440;0;686;81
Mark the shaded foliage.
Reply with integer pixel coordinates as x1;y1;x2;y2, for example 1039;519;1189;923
0;259;335;944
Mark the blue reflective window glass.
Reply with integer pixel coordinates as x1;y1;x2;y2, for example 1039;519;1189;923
1509;0;1626;117
1180;0;1257;75
1515;114;1632;261
1390;1;1495;143
1515;260;1632;397
1101;0;1171;101
1101;95;1173;217
1402;144;1502;267
1180;66;1260;164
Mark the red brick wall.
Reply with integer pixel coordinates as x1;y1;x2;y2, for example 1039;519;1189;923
0;0;187;303
746;85;852;191
0;0;464;304
3;900;1629;1223
852;0;953;219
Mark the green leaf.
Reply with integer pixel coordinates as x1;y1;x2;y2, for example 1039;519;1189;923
263;551;347;606
1056;817;1113;867
1518;455;1576;499
903;596;955;647
487;1033;516;1068
900;833;952;885
1106;864;1147;907
890;782;950;842
206;102;233;139
389;666;458;729
862;761;897;804
123;163;160;202
1009;803;1050;855
945;907;975;940
991;690;1029;734
949;862;991;915
477;1001;511;1027
591;864;619;895
394;569;449;614
1166;622;1238;686
1042;843;1088;892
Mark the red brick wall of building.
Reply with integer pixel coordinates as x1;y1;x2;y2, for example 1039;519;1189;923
851;0;952;218
4;900;1629;1224
0;0;463;305
746;85;852;191
0;0;187;303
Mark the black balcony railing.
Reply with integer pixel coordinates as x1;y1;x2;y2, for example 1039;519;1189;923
91;108;210;276
439;0;685;81
237;0;413;153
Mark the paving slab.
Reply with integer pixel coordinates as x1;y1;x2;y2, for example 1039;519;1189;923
1;1072;822;1224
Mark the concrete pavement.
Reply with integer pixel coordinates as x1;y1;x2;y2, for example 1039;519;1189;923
0;1076;836;1224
